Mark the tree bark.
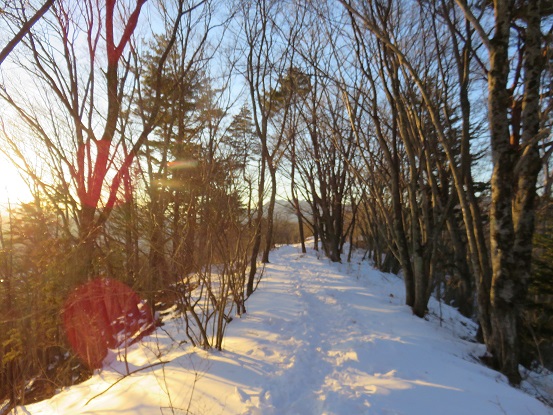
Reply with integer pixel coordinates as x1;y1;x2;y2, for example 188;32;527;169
488;0;544;384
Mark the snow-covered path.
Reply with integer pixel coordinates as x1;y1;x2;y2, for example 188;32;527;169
224;245;547;415
12;244;552;415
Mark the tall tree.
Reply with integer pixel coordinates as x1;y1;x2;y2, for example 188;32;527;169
339;0;461;315
341;0;550;382
0;0;200;283
136;22;211;291
225;104;259;229
453;0;550;383
238;0;281;294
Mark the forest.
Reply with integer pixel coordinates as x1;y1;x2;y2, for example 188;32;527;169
0;0;552;411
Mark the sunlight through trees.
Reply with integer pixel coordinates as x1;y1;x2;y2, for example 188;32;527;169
1;0;552;409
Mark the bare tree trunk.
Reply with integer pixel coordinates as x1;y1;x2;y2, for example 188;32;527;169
247;159;265;297
74;204;98;282
486;0;518;383
291;157;306;253
446;214;474;317
394;82;427;316
262;163;277;263
488;0;543;384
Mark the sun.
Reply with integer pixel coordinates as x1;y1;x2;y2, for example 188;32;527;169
0;153;33;209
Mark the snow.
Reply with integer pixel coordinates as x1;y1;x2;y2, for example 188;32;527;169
11;244;553;415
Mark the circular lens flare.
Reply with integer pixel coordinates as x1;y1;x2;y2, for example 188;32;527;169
63;278;155;368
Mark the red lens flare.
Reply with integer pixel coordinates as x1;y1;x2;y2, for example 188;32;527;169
62;278;155;368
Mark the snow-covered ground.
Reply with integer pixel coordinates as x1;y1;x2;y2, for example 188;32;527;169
12;244;553;414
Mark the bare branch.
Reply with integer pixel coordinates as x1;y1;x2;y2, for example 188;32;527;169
0;0;54;66
453;0;491;51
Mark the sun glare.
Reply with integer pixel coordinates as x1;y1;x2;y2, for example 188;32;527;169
0;154;33;209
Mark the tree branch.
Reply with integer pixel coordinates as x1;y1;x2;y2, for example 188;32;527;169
0;0;54;66
453;0;491;51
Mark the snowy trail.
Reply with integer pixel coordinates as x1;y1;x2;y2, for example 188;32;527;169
228;245;551;415
255;263;360;413
12;244;552;415
257;259;382;414
225;245;550;415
